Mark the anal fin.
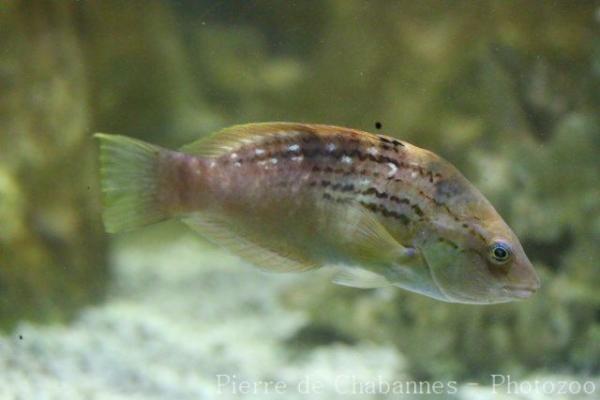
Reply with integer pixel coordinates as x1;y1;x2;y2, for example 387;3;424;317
332;267;390;289
182;213;319;273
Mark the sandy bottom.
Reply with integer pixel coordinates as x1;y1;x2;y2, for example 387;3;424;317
0;236;595;399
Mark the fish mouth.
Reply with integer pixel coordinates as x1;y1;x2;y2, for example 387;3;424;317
502;284;538;299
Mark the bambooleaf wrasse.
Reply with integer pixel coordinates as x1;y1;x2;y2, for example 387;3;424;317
95;123;540;304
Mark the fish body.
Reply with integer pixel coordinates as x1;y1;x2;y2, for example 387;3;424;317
96;122;540;304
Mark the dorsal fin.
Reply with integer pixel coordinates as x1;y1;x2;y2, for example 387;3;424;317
180;122;313;157
182;213;319;273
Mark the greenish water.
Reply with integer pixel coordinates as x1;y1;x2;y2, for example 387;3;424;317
0;1;599;399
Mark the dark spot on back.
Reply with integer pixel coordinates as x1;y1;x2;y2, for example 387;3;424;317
411;204;424;217
438;237;459;249
378;135;393;145
435;178;465;200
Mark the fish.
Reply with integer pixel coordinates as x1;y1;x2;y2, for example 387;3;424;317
95;122;540;304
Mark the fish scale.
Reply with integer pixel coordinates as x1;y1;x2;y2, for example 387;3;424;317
201;125;448;246
95;123;540;304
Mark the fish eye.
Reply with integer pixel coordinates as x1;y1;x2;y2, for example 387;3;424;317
489;242;512;265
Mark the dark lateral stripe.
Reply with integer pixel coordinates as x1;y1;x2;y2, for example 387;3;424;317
320;192;413;226
237;132;442;180
309;181;481;247
313;180;426;221
377;134;405;150
236;137;443;185
322;192;349;204
321;195;460;251
314;169;465;238
359;201;411;225
321;192;411;225
411;187;486;244
361;187;425;217
362;187;388;199
438;237;460;250
330;182;355;192
240;131;484;244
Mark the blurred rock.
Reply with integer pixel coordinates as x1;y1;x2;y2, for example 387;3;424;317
0;0;108;330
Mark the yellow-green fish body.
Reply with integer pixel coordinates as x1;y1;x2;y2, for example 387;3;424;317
96;122;540;304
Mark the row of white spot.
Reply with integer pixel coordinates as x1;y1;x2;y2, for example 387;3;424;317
227;142;398;178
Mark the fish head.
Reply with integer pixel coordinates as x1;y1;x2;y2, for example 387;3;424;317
416;171;540;304
420;228;540;304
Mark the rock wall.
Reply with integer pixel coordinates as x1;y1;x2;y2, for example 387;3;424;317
0;0;107;330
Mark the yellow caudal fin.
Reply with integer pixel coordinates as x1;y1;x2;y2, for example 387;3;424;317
95;133;169;233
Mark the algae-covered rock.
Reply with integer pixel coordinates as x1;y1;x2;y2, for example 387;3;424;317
0;0;108;330
79;0;220;146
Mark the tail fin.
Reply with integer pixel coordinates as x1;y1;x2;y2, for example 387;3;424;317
95;133;169;233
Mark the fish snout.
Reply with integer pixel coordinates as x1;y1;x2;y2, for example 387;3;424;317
502;283;539;299
504;255;540;299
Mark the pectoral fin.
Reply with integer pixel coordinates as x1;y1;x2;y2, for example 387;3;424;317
330;201;416;266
